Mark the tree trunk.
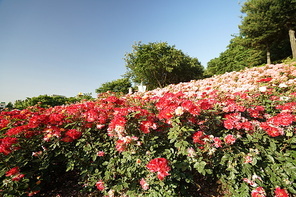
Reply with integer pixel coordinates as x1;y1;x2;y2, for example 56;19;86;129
266;46;271;64
289;29;296;59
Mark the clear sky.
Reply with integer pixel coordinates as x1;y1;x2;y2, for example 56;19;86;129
0;0;244;103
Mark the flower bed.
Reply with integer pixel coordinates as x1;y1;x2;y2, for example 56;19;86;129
1;64;296;196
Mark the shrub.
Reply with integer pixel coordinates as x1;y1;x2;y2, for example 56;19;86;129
0;64;296;196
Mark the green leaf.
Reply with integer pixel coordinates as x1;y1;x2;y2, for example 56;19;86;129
194;161;207;175
267;155;275;163
205;169;213;174
288;184;296;194
269;141;276;152
221;154;229;165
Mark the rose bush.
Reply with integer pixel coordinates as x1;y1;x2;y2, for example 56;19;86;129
0;64;296;196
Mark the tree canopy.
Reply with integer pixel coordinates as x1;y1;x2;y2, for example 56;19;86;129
206;0;296;76
124;42;204;90
239;0;296;62
205;36;265;76
13;94;93;110
95;78;131;94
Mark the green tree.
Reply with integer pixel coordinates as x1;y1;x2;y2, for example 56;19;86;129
239;0;296;63
13;95;68;109
124;42;204;90
273;0;296;59
13;94;94;110
239;0;279;64
75;92;94;101
95;78;132;94
5;102;13;110
205;36;265;76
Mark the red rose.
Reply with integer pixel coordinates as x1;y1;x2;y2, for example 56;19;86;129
12;173;25;181
96;180;105;191
274;187;289;197
65;129;82;140
0;137;18;155
224;134;236;145
213;137;222;148
147;158;170;180
251;187;266;197
257;77;272;82
115;140;126;152
5;167;20;176
193;131;207;145
97;151;105;157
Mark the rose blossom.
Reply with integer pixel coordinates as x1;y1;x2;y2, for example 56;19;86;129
274;187;289;197
5;167;20;176
224;134;236;145
259;86;267;92
280;96;290;101
208;148;216;155
279;83;288;88
187;147;196;157
136;159;141;164
140;178;149;190
115;140;126;152
140;120;157;134
96;124;105;129
213;137;222;148
97;151;105;157
251;187;266;197
0;137;18;155
5;167;25;181
12;173;25;181
192;131;207;145
244;155;253;164
32;151;43;157
95;180;105;191
252;174;262;181
257;77;272;82
146;158;171;180
64;129;82;141
243;178;257;187
175;106;184;116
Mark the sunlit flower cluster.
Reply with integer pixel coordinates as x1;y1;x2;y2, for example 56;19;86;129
1;64;295;196
146;158;171;180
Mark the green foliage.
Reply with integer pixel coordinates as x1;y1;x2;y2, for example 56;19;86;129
205;36;265;76
207;0;296;75
240;0;279;48
4;102;13;111
95;78;132;94
13;94;93;110
124;41;204;90
1;64;296;196
239;0;296;61
14;95;68;109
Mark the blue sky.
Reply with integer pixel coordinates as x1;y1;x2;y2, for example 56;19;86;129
0;0;244;103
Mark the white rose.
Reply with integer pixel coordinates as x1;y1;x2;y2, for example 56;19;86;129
259;86;267;92
175;106;184;116
279;83;288;88
280;96;290;101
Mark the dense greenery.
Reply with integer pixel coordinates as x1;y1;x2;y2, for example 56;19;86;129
206;0;296;76
1;64;295;196
124;42;204;90
240;0;296;63
13;94;93;110
95;78;132;94
205;36;265;76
